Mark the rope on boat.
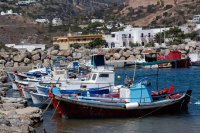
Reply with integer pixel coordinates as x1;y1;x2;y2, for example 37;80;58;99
38;97;50;108
42;98;53;115
185;93;200;105
137;103;169;119
51;100;60;119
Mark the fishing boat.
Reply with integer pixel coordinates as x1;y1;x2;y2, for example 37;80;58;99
137;50;191;68
49;79;192;118
7;72;18;90
31;85;110;105
188;53;200;66
30;91;50;106
157;50;191;68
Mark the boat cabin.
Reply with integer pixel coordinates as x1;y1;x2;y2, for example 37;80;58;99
51;56;67;67
86;70;114;85
52;67;67;81
120;80;153;103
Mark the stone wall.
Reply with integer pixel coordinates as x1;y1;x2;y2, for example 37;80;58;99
0;43;198;69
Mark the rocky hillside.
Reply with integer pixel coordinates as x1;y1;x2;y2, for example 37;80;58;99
0;0;200;44
119;0;198;27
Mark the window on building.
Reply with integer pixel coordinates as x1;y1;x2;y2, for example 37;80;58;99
148;33;151;37
142;42;145;46
123;42;126;47
111;34;115;37
99;74;109;78
111;42;115;48
141;33;144;37
92;74;97;80
129;34;131;38
122;34;126;38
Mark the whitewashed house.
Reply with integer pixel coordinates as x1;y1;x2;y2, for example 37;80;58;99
16;0;36;6
0;9;20;16
104;25;169;48
192;15;200;23
35;18;50;24
5;44;46;52
52;18;63;26
91;19;104;23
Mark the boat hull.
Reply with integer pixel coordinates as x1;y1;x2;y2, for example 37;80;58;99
30;92;49;105
50;90;192;118
171;58;191;68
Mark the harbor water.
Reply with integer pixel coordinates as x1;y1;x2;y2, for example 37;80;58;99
35;67;200;133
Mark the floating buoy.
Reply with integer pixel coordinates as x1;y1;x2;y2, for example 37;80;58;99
194;101;200;105
117;75;121;79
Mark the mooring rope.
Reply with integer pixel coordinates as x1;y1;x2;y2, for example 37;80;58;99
51;100;60;119
38;97;50;108
185;93;200;105
42;98;53;115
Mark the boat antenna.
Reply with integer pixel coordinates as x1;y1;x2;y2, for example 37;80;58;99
133;60;137;83
156;66;159;91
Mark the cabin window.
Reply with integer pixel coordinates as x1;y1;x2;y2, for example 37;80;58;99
92;74;97;80
141;33;144;37
99;74;109;78
111;34;115;37
129;34;131;38
80;85;87;88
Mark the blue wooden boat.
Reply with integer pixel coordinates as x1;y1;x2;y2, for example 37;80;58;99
31;85;110;105
49;79;192;118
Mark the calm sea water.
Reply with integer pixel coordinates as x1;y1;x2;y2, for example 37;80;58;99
35;67;200;133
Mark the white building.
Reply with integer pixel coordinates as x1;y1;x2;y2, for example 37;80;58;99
192;15;200;23
0;9;20;16
35;18;50;24
5;44;46;52
52;18;63;26
16;0;36;6
104;25;169;48
91;19;104;23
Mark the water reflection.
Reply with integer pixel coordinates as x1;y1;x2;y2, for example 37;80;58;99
35;67;200;133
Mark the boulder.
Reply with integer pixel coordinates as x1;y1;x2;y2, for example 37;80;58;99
105;54;111;60
19;62;26;66
40;51;47;60
113;53;121;60
119;56;125;60
1;97;27;104
0;53;9;59
5;62;13;67
0;60;6;65
43;59;50;67
136;54;142;60
172;45;178;50
119;49;124;55
24;58;31;64
32;54;40;61
51;50;59;55
189;47;195;53
33;60;42;65
15;107;43;123
13;62;19;67
31;50;38;56
72;52;82;59
179;50;187;54
178;44;185;50
133;49;141;55
123;50;131;58
184;45;190;51
13;53;27;62
127;55;135;61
